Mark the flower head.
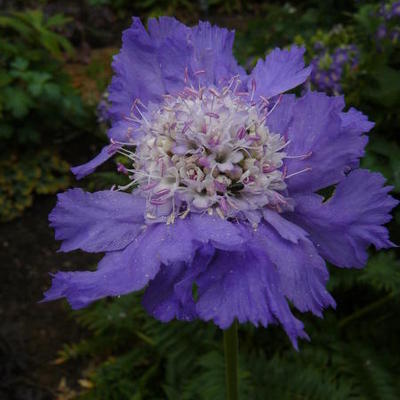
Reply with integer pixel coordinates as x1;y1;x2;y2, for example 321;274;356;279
43;17;397;349
120;80;291;222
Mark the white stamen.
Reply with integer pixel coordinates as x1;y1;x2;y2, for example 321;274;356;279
285;167;312;180
114;79;297;223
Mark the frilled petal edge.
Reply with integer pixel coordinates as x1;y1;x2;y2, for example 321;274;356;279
144;220;335;348
288;169;398;268
249;46;311;99
42;215;247;309
107;17;247;123
50;188;146;253
266;92;369;194
194;245;310;349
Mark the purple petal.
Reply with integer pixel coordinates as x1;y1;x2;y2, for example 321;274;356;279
42;222;192;309
268;92;369;193
157;35;194;93
50;189;146;252
188;213;246;250
147;16;189;43
71;144;118;180
289;169;398;268
253;222;335;317
107;119;141;142
190;21;247;87
249;46;311;99
195;246;309;349
340;107;375;135
142;244;214;322
338;107;374;169
43;215;247;309
108;18;161;119
263;208;309;243
108;17;247;123
42;224;164;309
265;94;296;134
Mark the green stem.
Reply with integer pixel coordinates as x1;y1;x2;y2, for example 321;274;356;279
223;320;239;400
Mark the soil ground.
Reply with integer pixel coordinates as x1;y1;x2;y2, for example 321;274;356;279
0;195;100;400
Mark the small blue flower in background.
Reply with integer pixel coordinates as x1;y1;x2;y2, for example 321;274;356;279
392;1;400;17
376;24;388;40
374;1;400;46
42;17;397;349
309;45;359;94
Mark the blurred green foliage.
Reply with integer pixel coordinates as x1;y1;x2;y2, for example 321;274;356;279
0;150;70;222
0;9;88;147
0;9;93;220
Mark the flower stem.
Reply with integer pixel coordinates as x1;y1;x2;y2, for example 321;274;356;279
223;320;239;400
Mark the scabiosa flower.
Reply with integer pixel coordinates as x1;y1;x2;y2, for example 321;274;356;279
42;17;397;349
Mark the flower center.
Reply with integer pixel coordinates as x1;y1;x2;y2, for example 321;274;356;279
116;77;304;223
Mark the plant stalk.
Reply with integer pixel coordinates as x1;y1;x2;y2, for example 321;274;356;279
223;320;239;400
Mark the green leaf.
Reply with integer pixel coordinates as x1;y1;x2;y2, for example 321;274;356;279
0;69;12;87
0;123;13;139
10;57;29;71
364;66;400;108
358;252;400;293
3;86;32;118
26;71;51;96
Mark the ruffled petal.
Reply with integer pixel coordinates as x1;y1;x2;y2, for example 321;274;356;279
108;18;161;119
253;222;335;317
107;17;246;140
157;35;194;93
49;189;146;253
262;208;308;244
142;244;214;322
42;222;192;309
107;119;140;142
267;92;369;193
147;17;194;94
188;213;246;250
140;215;248;322
265;94;296;134
338;107;374;170
42;224;164;309
194;246;309;349
43;215;246;309
147;16;188;43
340;107;375;135
71;144;118;180
249;46;311;99
190;21;246;87
289;169;398;268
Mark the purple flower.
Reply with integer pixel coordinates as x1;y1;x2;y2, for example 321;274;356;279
42;17;397;349
376;23;388;40
392;1;400;17
333;48;349;65
309;45;359;95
